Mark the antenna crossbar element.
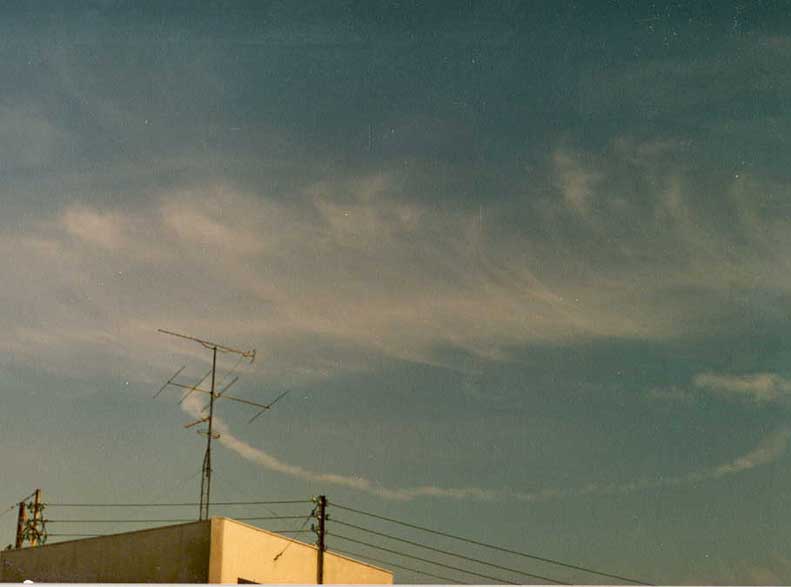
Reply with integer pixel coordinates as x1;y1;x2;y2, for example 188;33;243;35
214;376;239;400
184;416;210;429
178;370;212;405
166;381;273;410
199;376;240;413
248;390;291;423
154;366;185;398
158;329;256;362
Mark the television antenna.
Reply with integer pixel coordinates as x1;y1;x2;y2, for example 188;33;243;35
155;329;289;520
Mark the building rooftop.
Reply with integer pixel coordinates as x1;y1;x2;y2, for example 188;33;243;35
1;517;393;584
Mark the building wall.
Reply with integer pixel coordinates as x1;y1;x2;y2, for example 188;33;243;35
0;520;211;583
0;517;392;584
209;518;392;584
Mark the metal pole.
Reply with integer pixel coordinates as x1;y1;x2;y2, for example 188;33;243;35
199;346;217;520
316;495;327;584
14;501;27;548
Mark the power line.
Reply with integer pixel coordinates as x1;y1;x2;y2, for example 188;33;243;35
328;531;521;585
47;500;311;507
331;518;567;585
330;502;652;585
273;511;315;561
47;516;307;524
0;491;39;520
48;529;314;539
238;515;308;522
0;503;17;521
331;545;469;584
140;467;204;508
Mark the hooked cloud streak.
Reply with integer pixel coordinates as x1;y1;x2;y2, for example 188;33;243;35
181;390;791;502
181;393;497;501
513;427;791;502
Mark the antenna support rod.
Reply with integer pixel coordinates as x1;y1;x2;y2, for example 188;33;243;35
198;346;217;520
158;329;256;362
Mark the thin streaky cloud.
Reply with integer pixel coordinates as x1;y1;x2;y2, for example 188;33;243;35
694;372;791;404
182;392;791;502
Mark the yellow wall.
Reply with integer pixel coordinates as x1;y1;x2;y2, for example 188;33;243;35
0;517;392;584
0;520;210;583
209;517;392;584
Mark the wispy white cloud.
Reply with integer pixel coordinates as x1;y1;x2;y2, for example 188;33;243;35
694;372;791;404
2;131;791;502
62;206;129;250
646;385;698;404
0;171;678;380
553;149;602;215
3;131;791;381
512;427;791;502
180;381;791;501
181;393;499;501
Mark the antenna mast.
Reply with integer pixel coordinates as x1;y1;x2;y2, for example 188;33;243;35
156;329;257;520
201;344;217;521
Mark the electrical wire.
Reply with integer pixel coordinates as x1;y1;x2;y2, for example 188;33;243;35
331;545;469;584
50;529;312;538
238;515;307;522
46;516;306;524
211;467;280;517
47;499;311;507
273;510;315;561
140;467;204;508
331;518;567;585
0;503;18;521
1;491;39;520
330;502;652;585
328;531;521;585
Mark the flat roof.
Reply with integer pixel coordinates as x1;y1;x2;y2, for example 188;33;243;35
10;517;390;576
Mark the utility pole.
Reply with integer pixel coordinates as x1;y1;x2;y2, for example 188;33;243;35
14;501;26;549
315;495;327;584
14;489;45;548
30;489;41;546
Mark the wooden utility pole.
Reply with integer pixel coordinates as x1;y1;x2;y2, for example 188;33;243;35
30;489;42;546
315;495;327;584
14;501;27;548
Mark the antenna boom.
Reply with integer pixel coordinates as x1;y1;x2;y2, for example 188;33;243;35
166;381;273;410
158;329;256;361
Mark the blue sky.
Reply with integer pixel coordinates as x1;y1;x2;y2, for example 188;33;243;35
2;1;791;583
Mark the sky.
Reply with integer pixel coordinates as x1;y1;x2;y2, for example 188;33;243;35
1;1;791;584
